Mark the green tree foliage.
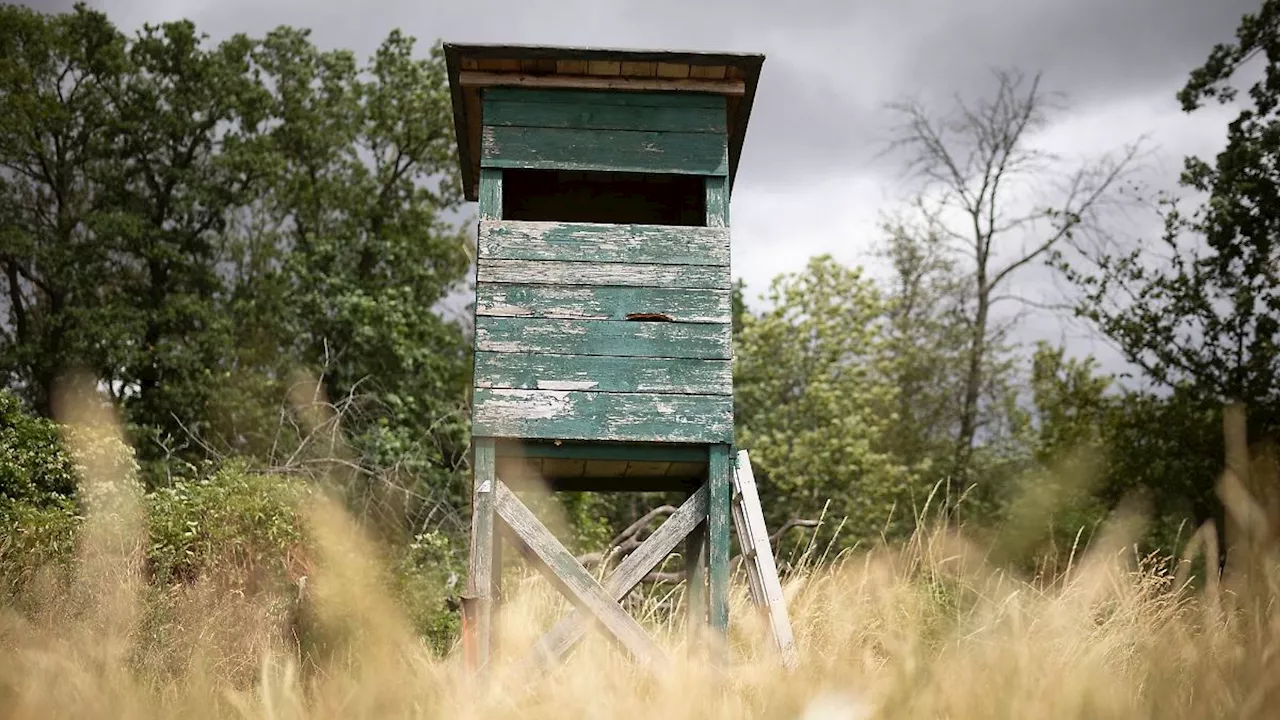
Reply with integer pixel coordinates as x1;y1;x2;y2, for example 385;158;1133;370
0;6;472;533
735;255;915;545
1060;0;1280;410
0;389;78;507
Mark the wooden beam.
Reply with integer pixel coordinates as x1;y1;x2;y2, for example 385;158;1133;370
479;168;502;220
465;438;497;673
494;480;667;667
708;445;732;635
494;440;708;463
460;70;746;96
686;510;708;643
734;450;797;668
525;486;709;666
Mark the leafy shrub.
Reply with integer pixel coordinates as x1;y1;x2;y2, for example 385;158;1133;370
0;390;78;506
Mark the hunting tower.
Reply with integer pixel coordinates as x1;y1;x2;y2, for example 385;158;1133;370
445;43;764;671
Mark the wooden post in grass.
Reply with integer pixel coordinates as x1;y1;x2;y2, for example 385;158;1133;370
441;42;766;674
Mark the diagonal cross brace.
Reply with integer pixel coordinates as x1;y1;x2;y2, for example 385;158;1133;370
522;485;709;668
494;480;670;668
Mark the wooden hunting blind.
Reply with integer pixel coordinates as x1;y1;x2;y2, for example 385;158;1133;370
444;42;767;671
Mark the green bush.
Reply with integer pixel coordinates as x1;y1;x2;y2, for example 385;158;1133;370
0;390;78;506
145;463;312;588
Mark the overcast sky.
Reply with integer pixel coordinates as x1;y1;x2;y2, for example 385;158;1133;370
24;0;1259;377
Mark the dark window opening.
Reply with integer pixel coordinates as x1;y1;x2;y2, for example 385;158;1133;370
502;169;705;226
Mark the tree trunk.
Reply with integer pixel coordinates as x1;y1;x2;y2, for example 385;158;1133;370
953;279;989;482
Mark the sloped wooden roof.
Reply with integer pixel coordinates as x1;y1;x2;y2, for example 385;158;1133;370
443;43;765;201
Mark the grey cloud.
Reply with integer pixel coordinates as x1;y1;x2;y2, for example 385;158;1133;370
101;0;1257;191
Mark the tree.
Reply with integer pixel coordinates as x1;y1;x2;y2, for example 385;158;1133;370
0;6;474;532
887;69;1140;483
1057;1;1280;562
0;4;129;416
734;255;911;545
874;219;970;476
1062;1;1280;409
240;27;473;531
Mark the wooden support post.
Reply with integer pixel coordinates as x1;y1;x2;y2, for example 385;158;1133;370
686;513;708;641
479;167;503;219
465;438;497;674
494;480;668;668
708;445;732;638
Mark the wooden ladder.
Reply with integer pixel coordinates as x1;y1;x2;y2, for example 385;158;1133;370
730;450;798;669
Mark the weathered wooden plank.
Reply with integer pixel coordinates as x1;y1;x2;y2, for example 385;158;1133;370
550;476;698;492
477;284;730;323
472;389;734;443
667;461;703;477
625;461;671;477
542;458;585;478
689;65;728;80
480;85;728;108
705;176;729;228
587;60;621;76
494;480;667;667
526;486;708;666
478;259;729;290
494;440;708;463
657;62;691;79
708;445;732;636
475;352;731;395
479;168;503;220
584;459;630;478
477;220;729;266
481;125;728;176
620;61;658;78
465;438;497;673
483;100;725;134
475;317;730;359
686;513;708;639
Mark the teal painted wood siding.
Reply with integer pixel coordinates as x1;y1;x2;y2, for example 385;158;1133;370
479;88;728;177
479;220;728;266
469;90;736;444
474;353;732;395
472;389;733;444
482;126;728;176
477;284;730;323
476;317;730;359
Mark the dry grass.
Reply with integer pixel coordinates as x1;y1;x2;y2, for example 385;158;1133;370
3;388;1280;719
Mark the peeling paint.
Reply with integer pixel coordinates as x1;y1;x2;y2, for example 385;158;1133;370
536;380;599;391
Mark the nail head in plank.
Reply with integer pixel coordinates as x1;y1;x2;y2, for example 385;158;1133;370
494;480;667;666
